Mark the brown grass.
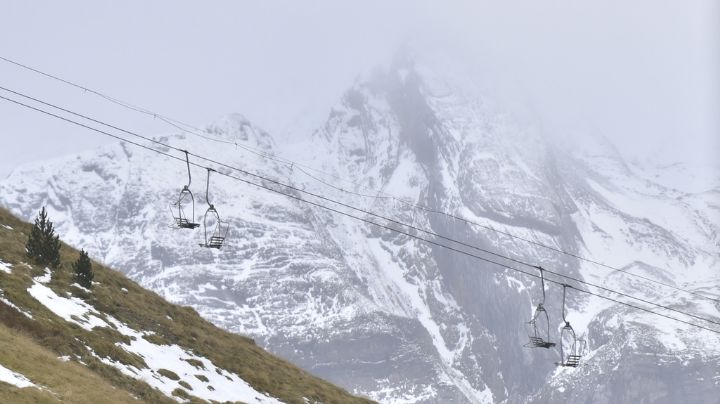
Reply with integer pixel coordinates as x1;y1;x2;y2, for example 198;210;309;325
0;323;139;403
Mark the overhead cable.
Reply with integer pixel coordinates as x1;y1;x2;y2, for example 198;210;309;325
2;91;720;336
2;55;714;303
2;86;719;328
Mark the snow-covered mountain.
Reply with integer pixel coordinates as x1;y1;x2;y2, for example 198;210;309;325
1;59;719;403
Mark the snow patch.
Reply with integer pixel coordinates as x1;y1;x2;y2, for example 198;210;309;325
0;364;37;389
0;259;11;274
71;283;91;293
365;379;438;404
33;268;52;284
27;282;108;330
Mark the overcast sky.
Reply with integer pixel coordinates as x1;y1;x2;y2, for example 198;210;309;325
1;0;718;178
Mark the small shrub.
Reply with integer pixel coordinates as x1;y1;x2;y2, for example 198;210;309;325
143;333;169;345
157;368;180;381
72;249;94;289
184;358;205;370
171;388;190;399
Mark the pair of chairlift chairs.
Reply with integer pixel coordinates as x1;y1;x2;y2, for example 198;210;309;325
526;267;586;367
169;151;229;249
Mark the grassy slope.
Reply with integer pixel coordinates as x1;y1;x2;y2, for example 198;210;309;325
0;322;138;404
0;207;374;404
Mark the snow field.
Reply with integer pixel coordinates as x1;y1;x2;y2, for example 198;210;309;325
26;279;283;403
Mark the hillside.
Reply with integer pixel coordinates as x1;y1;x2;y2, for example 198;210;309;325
0;207;374;403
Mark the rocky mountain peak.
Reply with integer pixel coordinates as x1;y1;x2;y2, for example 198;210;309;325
204;113;275;151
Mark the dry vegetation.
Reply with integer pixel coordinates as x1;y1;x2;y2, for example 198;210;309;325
0;322;139;404
0;207;374;404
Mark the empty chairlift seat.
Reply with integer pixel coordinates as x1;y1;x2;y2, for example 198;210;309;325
525;266;556;349
557;284;584;367
170;151;200;229
200;204;229;249
198;168;230;249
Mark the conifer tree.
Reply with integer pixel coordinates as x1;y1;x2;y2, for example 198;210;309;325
72;249;93;289
26;207;62;269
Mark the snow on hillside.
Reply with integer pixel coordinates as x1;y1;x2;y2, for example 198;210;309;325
0;260;11;274
0;364;37;389
26;278;283;403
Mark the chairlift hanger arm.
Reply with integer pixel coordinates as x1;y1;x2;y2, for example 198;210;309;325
205;167;216;206
535;265;546;305
183;150;191;188
562;284;570;324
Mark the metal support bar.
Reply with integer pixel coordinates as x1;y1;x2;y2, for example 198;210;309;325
205;168;215;207
183;150;191;188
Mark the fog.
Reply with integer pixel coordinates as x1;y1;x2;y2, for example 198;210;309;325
1;0;717;177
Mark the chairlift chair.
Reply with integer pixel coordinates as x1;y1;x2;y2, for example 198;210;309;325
201;204;229;249
526;266;556;348
527;304;556;348
560;322;581;367
170;151;200;229
558;284;582;367
199;168;229;249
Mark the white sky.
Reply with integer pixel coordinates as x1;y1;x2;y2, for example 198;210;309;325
0;0;718;178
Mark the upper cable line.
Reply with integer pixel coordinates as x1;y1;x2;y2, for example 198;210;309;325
1;86;719;329
0;55;714;304
2;91;720;338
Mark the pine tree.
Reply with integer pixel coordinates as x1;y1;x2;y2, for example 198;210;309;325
26;207;62;269
72;249;93;289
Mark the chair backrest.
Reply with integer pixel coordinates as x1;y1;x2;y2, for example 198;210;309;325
560;322;580;366
201;205;229;248
171;187;198;228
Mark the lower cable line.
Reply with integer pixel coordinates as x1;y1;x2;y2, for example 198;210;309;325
2;92;720;338
4;87;720;329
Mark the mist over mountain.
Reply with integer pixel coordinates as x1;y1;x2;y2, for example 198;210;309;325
1;59;719;403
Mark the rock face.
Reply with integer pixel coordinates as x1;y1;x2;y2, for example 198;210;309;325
1;60;719;403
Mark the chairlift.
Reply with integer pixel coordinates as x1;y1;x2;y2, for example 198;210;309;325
170;151;200;229
558;284;582;367
526;266;556;349
199;168;229;249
